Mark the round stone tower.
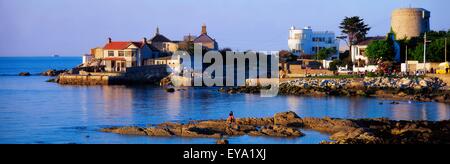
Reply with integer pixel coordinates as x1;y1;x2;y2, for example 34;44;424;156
391;8;430;40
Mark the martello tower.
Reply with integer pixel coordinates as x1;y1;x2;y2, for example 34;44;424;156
391;8;430;40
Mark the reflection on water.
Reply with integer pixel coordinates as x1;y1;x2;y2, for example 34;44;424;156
0;76;449;144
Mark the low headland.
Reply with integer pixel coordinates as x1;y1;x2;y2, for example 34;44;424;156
100;111;450;144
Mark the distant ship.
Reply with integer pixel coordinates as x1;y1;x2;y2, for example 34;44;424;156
53;54;60;57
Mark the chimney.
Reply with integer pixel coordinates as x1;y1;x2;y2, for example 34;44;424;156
201;23;207;35
108;37;112;43
156;26;160;35
142;37;148;43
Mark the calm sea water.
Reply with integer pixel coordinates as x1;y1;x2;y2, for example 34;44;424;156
0;57;449;144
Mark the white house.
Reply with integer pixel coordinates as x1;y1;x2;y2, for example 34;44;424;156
350;36;402;72
350;36;386;72
102;38;155;72
288;26;339;59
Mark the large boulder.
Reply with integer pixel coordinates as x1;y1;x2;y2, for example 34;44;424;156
399;78;412;88
419;80;429;87
273;111;303;127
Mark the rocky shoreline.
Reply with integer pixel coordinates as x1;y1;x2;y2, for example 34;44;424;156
100;111;450;144
220;77;450;103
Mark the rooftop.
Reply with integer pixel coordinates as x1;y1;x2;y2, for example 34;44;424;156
103;41;146;50
356;36;386;46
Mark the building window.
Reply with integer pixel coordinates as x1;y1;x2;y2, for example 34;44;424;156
118;51;124;56
131;51;136;57
125;51;132;57
108;51;114;57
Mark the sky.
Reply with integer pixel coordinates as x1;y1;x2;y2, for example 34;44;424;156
0;0;448;56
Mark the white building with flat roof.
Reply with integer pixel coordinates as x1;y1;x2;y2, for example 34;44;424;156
288;26;339;59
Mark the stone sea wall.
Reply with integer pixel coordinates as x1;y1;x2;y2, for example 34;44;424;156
57;65;170;85
221;77;450;103
58;75;110;85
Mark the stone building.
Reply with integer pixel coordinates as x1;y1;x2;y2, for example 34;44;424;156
391;8;430;40
193;24;219;50
149;27;179;53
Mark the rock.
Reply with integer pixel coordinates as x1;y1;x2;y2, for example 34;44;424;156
273;111;303;127
356;90;366;96
330;128;365;141
19;72;31;76
160;76;173;87
259;125;304;137
144;127;172;137
397;92;407;97
165;88;175;93
100;127;147;135
42;69;65;76
348;81;364;89
46;78;57;83
419;80;429;87
237;118;274;126
216;139;229;144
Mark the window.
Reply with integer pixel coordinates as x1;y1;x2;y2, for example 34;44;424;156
125;51;132;57
118;51;124;56
131;51;136;57
108;51;114;57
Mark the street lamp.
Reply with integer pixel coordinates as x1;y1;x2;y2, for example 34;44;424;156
423;32;431;72
445;37;448;62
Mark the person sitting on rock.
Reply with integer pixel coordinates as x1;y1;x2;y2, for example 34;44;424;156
226;111;236;128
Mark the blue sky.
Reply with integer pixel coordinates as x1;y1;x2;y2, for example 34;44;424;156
0;0;448;56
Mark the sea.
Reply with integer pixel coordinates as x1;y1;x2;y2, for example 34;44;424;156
0;57;449;144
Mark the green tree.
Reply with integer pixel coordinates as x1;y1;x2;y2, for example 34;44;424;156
366;40;395;62
328;59;344;71
316;48;337;60
339;16;371;45
410;38;447;62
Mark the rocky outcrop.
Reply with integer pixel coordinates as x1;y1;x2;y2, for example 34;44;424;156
273;111;303;127
250;125;304;137
41;69;66;76
100;111;450;144
101;127;148;136
18;72;31;76
101;112;305;139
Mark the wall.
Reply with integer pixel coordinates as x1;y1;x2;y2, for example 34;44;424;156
59;65;170;85
58;75;110;85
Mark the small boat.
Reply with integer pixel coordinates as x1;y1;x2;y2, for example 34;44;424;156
53;54;60;57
